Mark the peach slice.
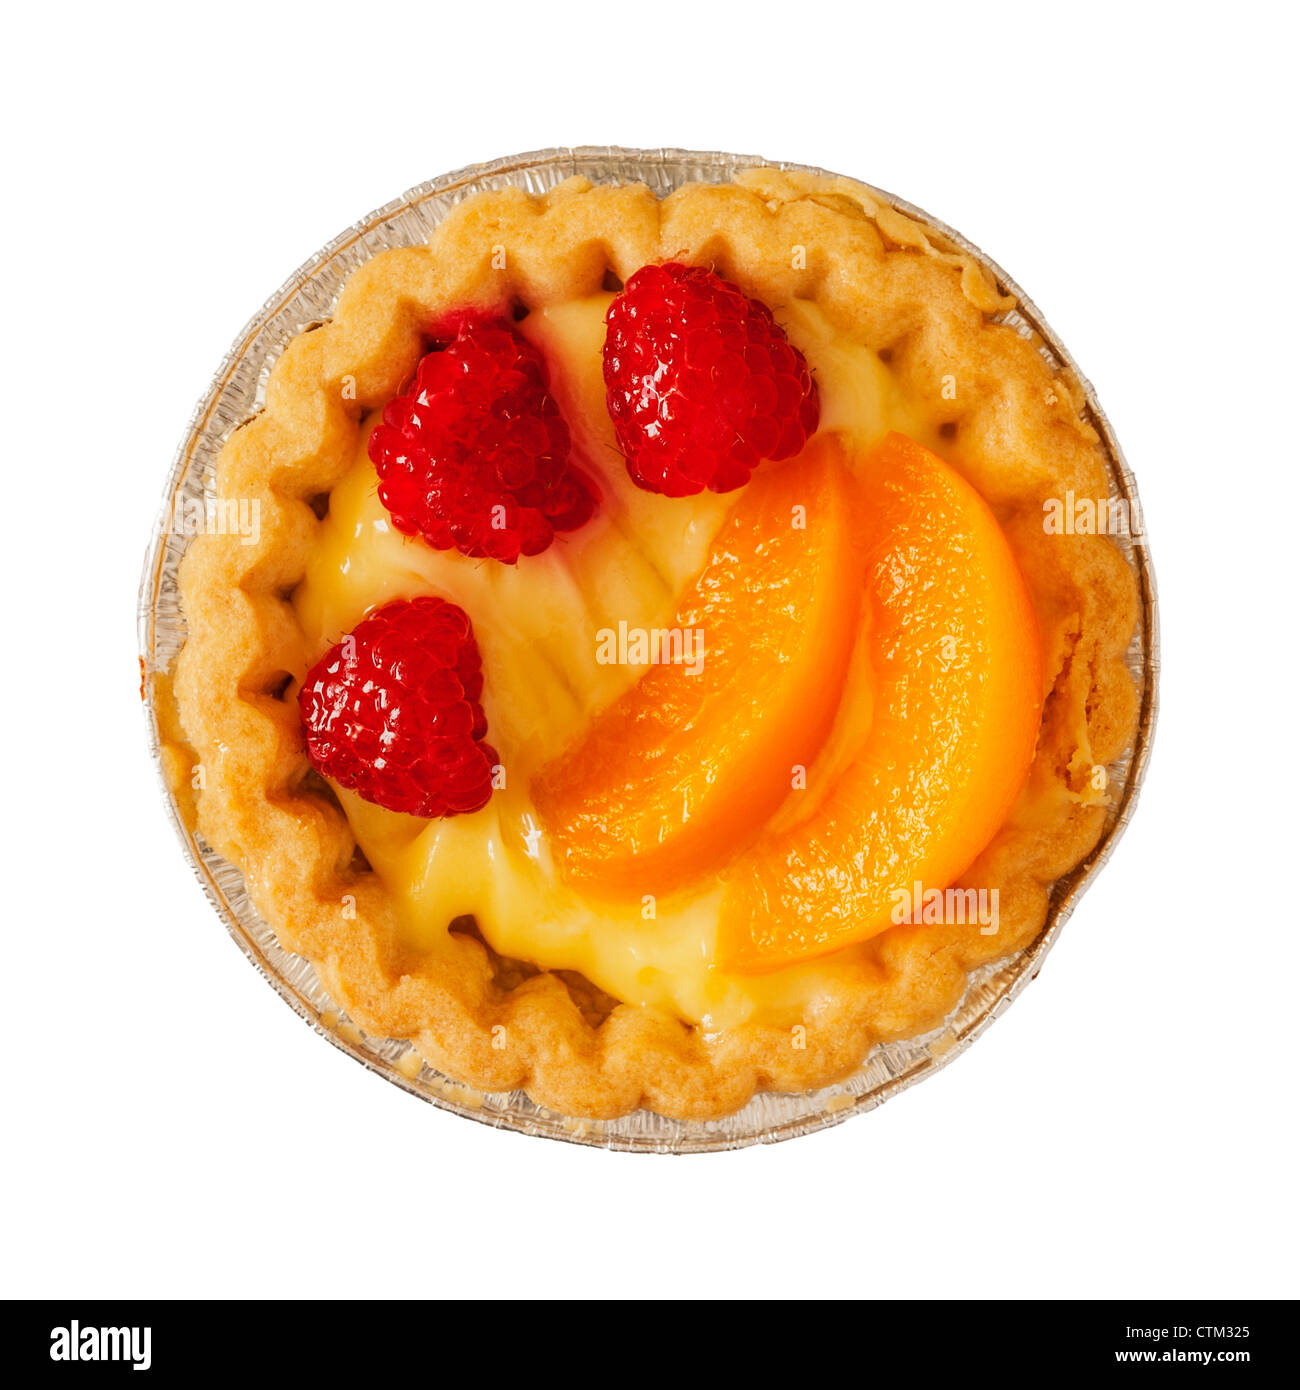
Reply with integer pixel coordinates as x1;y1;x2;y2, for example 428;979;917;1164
533;436;866;897
717;431;1043;972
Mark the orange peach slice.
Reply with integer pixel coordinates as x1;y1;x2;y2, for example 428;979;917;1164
717;431;1043;972
533;436;866;897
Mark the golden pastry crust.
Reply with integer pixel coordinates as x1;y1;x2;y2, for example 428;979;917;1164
172;169;1140;1120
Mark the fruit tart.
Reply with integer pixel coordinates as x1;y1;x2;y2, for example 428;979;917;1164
161;165;1143;1122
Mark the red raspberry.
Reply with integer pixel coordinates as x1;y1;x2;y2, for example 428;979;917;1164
602;263;820;496
299;597;499;819
367;314;597;563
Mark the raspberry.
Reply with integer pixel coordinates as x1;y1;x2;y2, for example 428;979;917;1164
367;314;597;563
299;597;499;819
602;263;820;496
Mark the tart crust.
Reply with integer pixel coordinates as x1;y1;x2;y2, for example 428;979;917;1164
170;169;1140;1120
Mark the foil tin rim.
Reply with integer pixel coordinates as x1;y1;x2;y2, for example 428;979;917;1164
138;146;1160;1153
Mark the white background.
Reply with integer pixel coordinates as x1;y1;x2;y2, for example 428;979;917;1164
3;1;1296;1301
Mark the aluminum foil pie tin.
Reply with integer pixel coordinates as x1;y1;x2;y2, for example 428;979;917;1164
138;146;1159;1153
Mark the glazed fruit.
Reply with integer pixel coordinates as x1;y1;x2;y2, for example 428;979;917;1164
367;314;597;563
299;596;498;818
718;433;1044;972
602;263;819;496
533;436;863;896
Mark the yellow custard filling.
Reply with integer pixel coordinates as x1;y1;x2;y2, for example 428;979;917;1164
293;294;932;1028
